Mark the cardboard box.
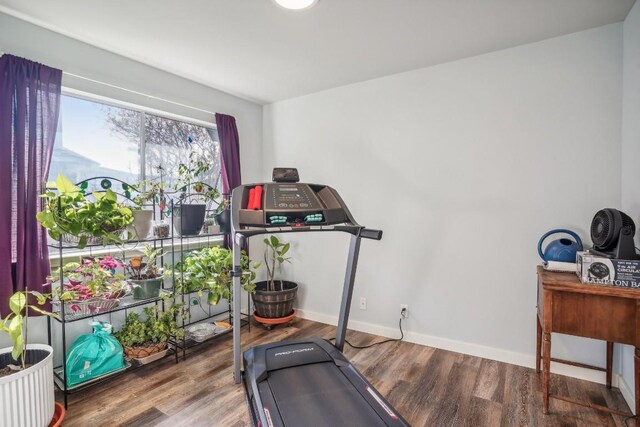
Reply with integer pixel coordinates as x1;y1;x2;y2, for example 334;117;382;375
576;251;640;289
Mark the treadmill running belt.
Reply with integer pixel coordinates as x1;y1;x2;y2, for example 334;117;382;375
267;362;387;427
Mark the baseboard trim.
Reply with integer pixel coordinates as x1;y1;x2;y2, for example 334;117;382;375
295;309;619;388
618;373;636;415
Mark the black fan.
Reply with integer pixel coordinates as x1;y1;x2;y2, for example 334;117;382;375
590;208;639;259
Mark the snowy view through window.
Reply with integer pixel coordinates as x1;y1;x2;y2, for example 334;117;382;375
49;95;221;193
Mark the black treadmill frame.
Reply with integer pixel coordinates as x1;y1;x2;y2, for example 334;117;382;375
231;182;385;426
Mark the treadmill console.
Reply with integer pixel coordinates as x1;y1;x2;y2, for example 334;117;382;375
236;182;348;227
265;183;323;211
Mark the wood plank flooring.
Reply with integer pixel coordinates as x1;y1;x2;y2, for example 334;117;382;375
60;318;633;426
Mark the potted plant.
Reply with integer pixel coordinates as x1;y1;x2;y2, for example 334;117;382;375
126;244;165;300
128;179;165;240
213;198;231;233
114;302;186;361
50;256;129;318
174;246;258;306
37;174;134;249
172;151;221;236
1;291;58;427
252;236;298;325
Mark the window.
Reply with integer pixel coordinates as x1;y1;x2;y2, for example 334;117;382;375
49;94;221;195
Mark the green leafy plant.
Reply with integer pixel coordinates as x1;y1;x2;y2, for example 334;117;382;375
114;303;186;348
126;244;164;280
0;291;58;369
129;179;165;207
263;235;292;292
176;151;220;203
50;257;129;302
174;246;259;305
37;174;134;249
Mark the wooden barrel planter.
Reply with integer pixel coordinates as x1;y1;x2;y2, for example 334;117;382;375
252;281;298;323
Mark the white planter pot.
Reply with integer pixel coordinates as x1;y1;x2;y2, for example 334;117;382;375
0;344;55;427
130;209;153;240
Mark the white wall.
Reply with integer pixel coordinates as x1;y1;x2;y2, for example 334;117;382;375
0;12;263;183
263;24;623;381
619;0;640;410
0;12;263;351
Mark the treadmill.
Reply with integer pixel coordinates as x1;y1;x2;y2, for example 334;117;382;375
231;168;408;427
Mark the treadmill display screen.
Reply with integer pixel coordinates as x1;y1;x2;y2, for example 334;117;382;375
265;184;324;211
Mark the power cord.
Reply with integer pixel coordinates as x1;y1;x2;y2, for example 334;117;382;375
330;315;404;349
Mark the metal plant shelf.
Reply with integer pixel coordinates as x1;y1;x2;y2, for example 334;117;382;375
47;176;233;409
52;295;166;323
53;361;132;393
46;231;226;250
172;316;249;359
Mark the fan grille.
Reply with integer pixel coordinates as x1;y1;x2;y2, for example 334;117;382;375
590;210;612;248
590;208;636;251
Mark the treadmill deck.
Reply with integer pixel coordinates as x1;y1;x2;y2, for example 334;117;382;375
267;362;387;426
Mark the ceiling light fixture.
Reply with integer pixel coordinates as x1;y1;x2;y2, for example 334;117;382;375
273;0;318;10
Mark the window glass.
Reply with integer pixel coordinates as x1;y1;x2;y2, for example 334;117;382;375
48;95;221;200
144;114;221;204
49;96;141;191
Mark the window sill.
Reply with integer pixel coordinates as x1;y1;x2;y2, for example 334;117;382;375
48;235;224;264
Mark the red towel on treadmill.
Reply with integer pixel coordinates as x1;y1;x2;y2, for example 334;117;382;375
247;187;256;210
253;185;263;210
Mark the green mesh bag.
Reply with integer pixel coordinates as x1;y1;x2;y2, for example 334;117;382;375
65;322;124;387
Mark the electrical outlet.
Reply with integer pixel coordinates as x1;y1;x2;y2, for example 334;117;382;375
400;304;408;318
359;297;367;310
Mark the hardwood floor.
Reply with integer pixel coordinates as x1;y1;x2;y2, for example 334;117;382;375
60;318;632;426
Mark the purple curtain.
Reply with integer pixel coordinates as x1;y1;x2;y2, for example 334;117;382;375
215;113;241;248
0;54;62;316
216;113;242;195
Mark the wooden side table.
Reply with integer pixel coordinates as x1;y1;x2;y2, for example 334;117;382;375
536;266;639;422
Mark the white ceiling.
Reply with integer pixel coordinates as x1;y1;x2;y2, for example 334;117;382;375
0;0;635;104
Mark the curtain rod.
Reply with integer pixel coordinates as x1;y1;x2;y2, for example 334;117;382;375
0;51;217;117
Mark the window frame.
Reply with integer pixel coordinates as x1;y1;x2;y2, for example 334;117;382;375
49;88;223;259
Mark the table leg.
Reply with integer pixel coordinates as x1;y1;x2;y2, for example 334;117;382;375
606;342;613;389
536;316;542;374
543;331;551;414
635;347;640;426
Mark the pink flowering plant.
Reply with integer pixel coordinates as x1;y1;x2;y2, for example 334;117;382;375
50;256;130;302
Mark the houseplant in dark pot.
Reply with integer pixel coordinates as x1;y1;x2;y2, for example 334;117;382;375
213;199;231;233
252;236;298;329
172;152;220;236
1;291;58;427
126;244;165;300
